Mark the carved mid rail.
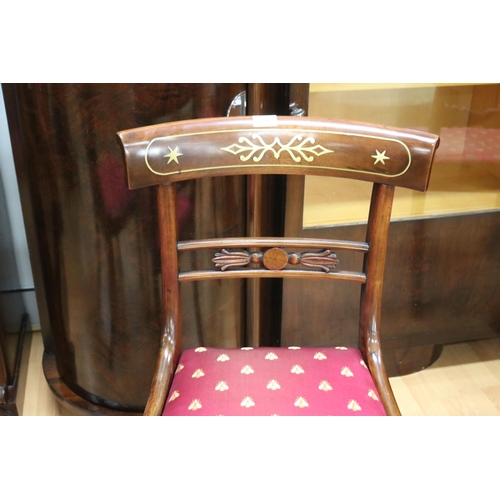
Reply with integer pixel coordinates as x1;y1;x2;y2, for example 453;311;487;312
177;237;369;283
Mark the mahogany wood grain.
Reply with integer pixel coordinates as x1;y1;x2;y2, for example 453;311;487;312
3;83;248;414
144;184;180;416
178;237;369;252
358;184;400;415
118;116;439;191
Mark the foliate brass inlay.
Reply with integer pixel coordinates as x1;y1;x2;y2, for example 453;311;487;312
145;129;411;180
221;134;334;163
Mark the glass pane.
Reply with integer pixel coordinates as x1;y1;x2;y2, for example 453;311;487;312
304;83;500;227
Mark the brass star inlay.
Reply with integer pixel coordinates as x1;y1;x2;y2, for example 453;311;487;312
371;149;390;165
164;146;183;164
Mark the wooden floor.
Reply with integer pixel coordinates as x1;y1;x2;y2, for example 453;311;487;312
20;331;500;416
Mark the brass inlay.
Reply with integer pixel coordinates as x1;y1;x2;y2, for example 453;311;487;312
371;149;390;165
144;128;412;179
220;134;334;162
164;146;183;164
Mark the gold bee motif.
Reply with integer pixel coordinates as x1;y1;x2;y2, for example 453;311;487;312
335;346;347;350
368;389;379;401
195;347;207;352
175;363;184;374
188;399;202;411
291;364;305;374
314;352;327;360
267;379;281;390
241;396;255;408
294;397;309;408
241;365;254;375
265;352;279;360
217;354;230;362
341;366;354;377
215;381;229;392
318;380;333;391
241;347;253;350
288;346;301;350
192;369;205;378
347;400;362;412
360;360;368;369
168;390;180;402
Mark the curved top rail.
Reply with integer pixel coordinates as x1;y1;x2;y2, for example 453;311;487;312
118;115;439;191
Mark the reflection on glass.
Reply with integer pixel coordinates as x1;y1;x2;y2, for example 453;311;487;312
304;83;500;227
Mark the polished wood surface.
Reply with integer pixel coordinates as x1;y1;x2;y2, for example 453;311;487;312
3;83;250;414
118;117;439;415
118;116;439;190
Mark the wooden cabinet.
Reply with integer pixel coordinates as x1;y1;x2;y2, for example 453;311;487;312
3;83;305;415
282;84;500;375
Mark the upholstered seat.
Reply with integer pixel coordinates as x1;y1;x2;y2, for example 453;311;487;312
163;346;386;416
117;115;439;416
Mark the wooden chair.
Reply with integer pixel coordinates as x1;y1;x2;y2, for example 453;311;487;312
117;115;439;416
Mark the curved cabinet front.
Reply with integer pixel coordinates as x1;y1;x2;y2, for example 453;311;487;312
4;83;247;414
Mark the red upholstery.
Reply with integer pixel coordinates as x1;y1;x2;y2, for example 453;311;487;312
162;346;386;416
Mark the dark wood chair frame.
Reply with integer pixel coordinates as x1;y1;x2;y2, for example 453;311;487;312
118;115;439;416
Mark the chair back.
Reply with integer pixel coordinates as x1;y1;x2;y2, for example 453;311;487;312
117;115;439;415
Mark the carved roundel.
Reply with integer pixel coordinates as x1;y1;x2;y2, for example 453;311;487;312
262;248;288;270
